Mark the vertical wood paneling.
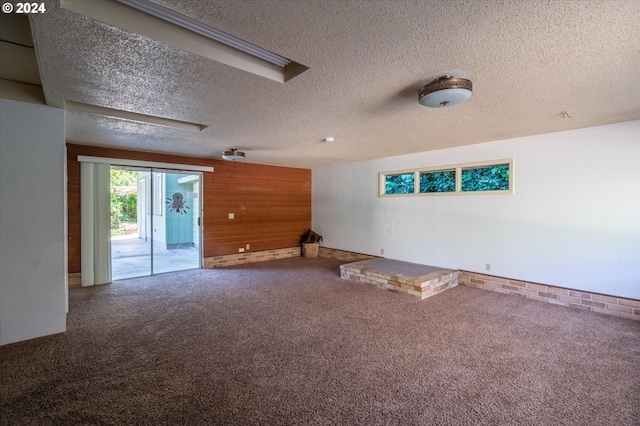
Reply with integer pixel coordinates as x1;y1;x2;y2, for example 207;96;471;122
66;144;311;273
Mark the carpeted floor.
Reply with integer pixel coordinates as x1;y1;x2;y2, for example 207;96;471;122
351;258;445;277
1;257;639;425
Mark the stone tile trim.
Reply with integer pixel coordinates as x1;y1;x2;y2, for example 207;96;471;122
319;247;379;262
68;272;82;288
68;248;302;285
204;247;301;268
340;261;460;300
460;271;640;321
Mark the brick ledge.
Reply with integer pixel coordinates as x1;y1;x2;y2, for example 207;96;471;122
340;260;460;300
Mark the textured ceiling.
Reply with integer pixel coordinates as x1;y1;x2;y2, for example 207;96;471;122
27;0;640;169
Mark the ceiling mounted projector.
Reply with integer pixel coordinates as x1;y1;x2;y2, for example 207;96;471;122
419;76;473;108
222;148;245;161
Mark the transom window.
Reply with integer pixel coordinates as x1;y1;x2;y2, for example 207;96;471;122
461;164;510;192
384;172;414;195
420;169;456;193
379;159;513;197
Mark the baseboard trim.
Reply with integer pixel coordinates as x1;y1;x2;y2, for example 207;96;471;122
68;272;81;288
460;271;640;321
204;247;301;268
318;247;379;262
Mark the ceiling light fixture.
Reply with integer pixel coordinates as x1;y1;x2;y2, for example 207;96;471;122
324;137;334;142
61;0;308;83
418;76;473;108
222;148;245;161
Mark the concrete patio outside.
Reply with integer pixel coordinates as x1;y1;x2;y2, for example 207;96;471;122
111;234;200;280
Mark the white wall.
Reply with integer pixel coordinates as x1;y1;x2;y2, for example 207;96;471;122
313;121;640;299
0;99;67;345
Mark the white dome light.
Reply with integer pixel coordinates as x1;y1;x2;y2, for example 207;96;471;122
419;76;473;108
222;148;245;161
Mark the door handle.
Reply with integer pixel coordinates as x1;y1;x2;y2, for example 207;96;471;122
197;217;201;226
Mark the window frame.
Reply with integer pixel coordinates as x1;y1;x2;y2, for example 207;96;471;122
154;172;163;215
379;159;514;197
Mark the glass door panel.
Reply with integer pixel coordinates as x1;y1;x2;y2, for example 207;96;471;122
151;171;201;275
110;168;152;280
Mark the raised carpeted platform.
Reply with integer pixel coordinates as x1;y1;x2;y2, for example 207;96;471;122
340;258;460;299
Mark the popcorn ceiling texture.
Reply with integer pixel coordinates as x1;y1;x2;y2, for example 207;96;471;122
30;0;640;168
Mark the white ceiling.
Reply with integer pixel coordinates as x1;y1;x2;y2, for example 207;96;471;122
22;0;640;168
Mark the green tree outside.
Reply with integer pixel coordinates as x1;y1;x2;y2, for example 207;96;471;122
419;170;455;193
461;164;509;192
110;170;138;234
385;173;414;194
384;163;510;195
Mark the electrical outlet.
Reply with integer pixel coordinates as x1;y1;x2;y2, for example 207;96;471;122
239;248;244;253
486;263;491;271
381;248;384;255
228;213;234;219
246;244;250;250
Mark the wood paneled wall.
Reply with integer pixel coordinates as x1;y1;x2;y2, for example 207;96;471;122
66;144;311;274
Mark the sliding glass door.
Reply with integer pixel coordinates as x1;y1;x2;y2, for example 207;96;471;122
110;168;151;280
110;167;202;280
151;171;201;275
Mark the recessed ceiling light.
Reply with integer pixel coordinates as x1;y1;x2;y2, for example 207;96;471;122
60;0;308;83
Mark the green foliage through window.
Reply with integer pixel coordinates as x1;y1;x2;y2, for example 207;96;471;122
110;169;138;234
380;160;512;197
385;173;414;194
110;169;138;186
419;170;455;193
461;164;509;192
